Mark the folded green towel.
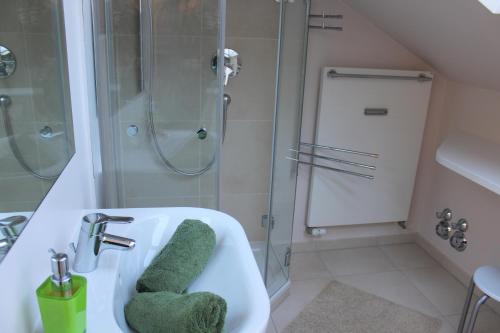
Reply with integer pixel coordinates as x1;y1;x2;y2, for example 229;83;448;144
137;219;216;294
125;291;227;333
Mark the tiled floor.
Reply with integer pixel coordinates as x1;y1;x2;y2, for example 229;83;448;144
266;243;500;333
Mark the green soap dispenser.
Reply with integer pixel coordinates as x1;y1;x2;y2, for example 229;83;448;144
36;249;87;333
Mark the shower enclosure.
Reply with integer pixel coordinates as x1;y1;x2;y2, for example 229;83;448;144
90;0;309;297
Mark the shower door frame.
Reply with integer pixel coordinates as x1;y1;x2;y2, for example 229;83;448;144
264;0;311;293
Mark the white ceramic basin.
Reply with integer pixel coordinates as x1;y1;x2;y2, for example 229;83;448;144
80;208;270;333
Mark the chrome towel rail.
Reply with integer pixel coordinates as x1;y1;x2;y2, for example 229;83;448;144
290;142;378;180
300;142;379;158
308;11;343;32
327;70;433;82
287;157;374;180
289;149;376;170
309;24;343;31
309;13;343;19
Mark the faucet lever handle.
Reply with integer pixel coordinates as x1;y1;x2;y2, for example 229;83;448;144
83;213;134;226
105;215;134;224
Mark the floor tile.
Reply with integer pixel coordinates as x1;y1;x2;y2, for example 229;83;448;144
380;243;439;270
319;247;397;276
403;266;469;316
437;317;458;333
289;252;332;281
266;319;277;333
272;278;332;332
335;270;441;317
447;309;500;332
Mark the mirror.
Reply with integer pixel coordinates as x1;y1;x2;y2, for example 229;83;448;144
0;0;75;262
0;45;17;79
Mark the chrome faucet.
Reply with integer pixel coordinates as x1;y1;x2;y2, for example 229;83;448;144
73;213;136;273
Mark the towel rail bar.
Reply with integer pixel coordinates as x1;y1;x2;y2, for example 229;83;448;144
290;149;376;170
287;157;374;180
300;142;379;158
327;70;433;82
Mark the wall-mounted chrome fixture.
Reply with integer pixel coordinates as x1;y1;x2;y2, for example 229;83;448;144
196;128;208;140
450;231;467;252
222;93;231;142
435;208;453;239
450;218;469;252
211;48;242;86
435;208;470;251
436;220;452;240
127;125;139;137
0;45;16;79
436;208;453;221
39;126;54;139
452;218;469;233
308;11;343;31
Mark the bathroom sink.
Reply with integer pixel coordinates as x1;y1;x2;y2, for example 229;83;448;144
80;208;270;333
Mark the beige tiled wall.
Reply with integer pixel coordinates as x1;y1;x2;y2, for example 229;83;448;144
220;0;280;241
106;0;279;241
111;0;219;208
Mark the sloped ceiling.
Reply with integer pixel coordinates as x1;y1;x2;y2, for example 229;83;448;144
345;0;500;91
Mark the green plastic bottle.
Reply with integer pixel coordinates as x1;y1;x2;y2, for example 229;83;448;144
36;250;87;333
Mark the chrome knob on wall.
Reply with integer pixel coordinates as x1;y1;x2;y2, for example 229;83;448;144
436;220;452;240
435;208;453;240
452;218;469;233
436;208;452;222
450;231;467;252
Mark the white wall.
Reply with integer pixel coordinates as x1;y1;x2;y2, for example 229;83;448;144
411;81;500;280
293;0;440;244
295;0;500;286
0;1;96;331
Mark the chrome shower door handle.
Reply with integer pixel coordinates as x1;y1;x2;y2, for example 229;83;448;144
222;93;231;143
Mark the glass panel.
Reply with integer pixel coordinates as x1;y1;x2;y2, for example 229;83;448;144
266;0;309;296
92;0;222;209
0;0;75;262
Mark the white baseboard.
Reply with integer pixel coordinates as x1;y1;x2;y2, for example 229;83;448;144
292;232;416;253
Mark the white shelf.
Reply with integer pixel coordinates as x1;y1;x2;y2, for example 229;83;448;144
436;131;500;195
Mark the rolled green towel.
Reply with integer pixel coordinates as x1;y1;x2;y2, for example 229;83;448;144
137;219;216;293
125;291;227;333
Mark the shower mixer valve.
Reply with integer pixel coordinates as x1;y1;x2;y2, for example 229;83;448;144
435;208;469;251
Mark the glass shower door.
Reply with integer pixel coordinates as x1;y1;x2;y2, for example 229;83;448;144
266;0;309;296
91;0;225;209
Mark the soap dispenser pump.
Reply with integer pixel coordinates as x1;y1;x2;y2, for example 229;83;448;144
49;249;73;297
36;249;87;333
